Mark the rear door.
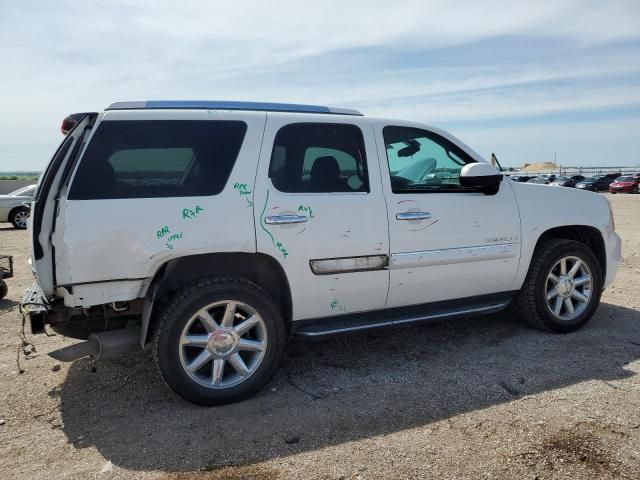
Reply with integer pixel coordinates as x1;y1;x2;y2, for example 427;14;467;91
253;114;390;321
31;114;97;296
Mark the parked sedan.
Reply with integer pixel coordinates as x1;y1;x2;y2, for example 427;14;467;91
549;175;585;187
527;176;549;184
0;184;36;229
609;175;639;194
575;176;614;192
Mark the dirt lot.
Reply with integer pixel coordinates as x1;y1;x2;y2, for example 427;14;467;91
0;193;639;480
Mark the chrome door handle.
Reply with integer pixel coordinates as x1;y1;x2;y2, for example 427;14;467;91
396;211;432;220
265;215;308;225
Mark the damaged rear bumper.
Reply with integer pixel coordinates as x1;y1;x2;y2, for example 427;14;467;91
20;282;50;334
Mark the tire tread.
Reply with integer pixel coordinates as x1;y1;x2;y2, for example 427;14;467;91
515;238;601;332
151;275;284;405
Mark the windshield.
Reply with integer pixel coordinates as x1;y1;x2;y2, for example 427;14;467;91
616;176;634;182
555;176;569;182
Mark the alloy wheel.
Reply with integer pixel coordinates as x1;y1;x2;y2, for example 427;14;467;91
545;256;593;321
178;300;267;389
14;210;29;228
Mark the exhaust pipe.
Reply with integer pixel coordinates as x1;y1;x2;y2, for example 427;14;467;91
49;327;141;362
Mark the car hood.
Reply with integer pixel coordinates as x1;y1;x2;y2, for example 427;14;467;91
0;195;29;200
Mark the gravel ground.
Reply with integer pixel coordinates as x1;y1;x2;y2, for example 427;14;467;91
0;193;639;480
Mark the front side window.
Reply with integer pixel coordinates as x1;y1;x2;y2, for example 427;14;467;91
383;126;476;193
269;123;369;193
69;120;247;199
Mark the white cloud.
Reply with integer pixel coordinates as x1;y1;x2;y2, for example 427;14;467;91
455;117;640;167
0;0;639;169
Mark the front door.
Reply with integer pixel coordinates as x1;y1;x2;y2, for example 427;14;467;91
374;122;521;308
253;114;389;321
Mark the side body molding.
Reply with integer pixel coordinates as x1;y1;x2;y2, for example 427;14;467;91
389;242;519;270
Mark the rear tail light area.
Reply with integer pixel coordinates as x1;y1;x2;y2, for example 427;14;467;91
61;113;86;135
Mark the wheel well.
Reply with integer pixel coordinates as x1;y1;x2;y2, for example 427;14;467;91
8;205;28;219
535;225;606;274
145;252;292;342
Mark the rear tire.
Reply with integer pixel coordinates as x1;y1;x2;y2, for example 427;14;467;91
9;207;29;229
0;280;7;300
153;276;287;405
515;239;602;333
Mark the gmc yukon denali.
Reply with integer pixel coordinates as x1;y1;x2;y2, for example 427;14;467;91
21;101;621;405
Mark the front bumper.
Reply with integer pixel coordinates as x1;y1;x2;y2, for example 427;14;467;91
603;232;622;289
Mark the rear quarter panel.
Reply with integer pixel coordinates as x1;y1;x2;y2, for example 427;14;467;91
56;109;266;296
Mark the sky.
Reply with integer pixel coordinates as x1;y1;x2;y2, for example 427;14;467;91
1;0;639;170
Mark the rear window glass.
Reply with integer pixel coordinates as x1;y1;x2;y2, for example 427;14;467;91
68;120;247;199
268;123;369;193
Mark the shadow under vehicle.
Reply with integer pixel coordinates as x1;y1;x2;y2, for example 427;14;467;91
55;302;640;473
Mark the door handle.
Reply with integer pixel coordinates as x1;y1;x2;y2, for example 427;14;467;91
265;215;308;225
396;211;432;220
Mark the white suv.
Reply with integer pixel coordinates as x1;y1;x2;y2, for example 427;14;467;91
22;101;621;405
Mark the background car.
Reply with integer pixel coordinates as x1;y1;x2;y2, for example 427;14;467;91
527;176;548;184
509;175;533;182
528;174;556;184
609;175;639;194
550;175;585;187
0;184;36;229
540;173;556;184
575;176;614;192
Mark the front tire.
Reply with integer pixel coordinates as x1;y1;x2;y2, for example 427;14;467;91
9;207;29;229
515;239;603;333
153;276;287;405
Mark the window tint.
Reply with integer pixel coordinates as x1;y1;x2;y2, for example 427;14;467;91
10;185;36;196
383;126;475;193
269;123;369;193
22;186;36;197
69;120;247;199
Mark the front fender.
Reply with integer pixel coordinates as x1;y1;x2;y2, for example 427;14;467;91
510;183;612;290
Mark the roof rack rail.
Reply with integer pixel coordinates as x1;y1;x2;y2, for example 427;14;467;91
106;100;363;116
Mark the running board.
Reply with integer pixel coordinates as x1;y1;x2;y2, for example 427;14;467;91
293;292;516;338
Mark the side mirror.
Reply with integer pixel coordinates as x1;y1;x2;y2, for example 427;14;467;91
459;163;503;193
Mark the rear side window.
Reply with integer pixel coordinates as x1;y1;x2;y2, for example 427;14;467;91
268;123;369;193
68;120;247;199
